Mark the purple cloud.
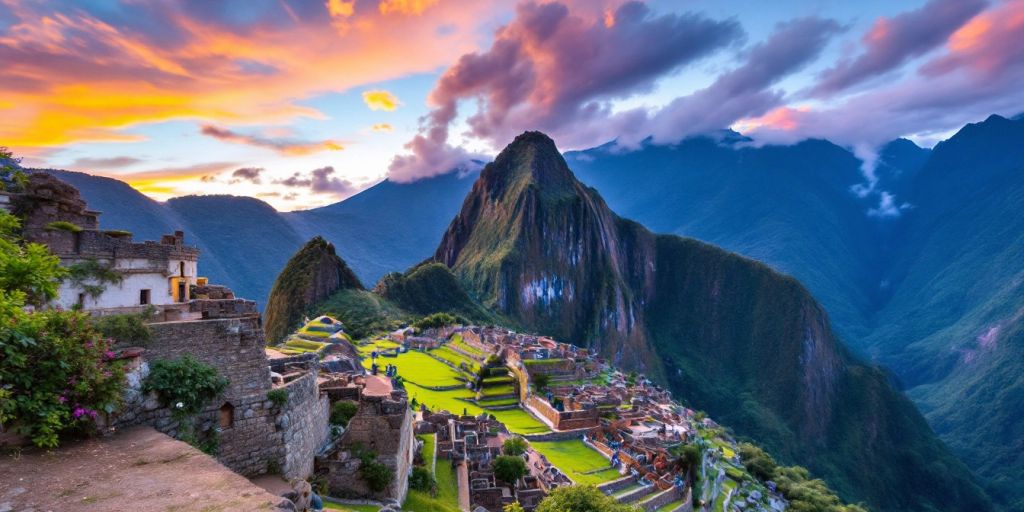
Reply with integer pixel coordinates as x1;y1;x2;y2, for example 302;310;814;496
808;0;987;98
389;0;743;182
229;167;264;184
631;16;843;147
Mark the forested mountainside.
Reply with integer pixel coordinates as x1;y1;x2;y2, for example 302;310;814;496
429;131;989;512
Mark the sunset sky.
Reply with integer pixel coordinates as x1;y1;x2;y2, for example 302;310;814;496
2;0;1022;210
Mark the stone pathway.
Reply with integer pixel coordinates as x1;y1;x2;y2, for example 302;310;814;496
0;426;284;511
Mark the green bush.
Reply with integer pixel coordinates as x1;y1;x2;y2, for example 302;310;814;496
44;221;82;233
414;312;459;330
92;312;152;345
493;455;527;484
142;356;228;419
535;485;641;512
0;307;126;448
503;436;528;456
267;388;288;408
65;258;124;299
409;466;436;492
356;449;393;493
330;400;359;426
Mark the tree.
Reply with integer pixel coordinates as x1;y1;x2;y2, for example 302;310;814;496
330;400;359;426
0;211;66;306
535;485;641;512
0;210;123;447
503;436;528;456
492;455;527;485
532;372;550;392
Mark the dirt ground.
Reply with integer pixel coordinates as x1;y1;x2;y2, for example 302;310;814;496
0;426;284;512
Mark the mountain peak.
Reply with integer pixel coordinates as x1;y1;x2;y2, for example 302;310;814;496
482;130;576;196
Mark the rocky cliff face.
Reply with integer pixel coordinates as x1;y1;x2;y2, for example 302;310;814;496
433;132;990;511
435;132;660;373
263;237;363;343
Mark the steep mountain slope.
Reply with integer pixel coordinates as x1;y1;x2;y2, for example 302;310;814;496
374;262;499;323
863;115;1024;507
564;137;882;344
434;131;990;512
263;236;363;343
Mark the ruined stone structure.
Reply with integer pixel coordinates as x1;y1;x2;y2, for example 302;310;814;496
14;173;201;315
12;172;331;481
319;377;415;504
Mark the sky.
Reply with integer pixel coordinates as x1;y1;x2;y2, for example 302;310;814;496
1;0;1022;211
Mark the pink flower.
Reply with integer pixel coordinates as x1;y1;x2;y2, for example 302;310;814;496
58;395;67;403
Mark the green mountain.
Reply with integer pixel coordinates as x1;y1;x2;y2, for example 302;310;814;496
433;131;990;512
263;236;363;343
862;115;1024;508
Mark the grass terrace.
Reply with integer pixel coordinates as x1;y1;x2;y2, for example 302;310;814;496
529;440;621;485
362;350;464;388
522;358;567;366
324;503;379;511
430;346;481;374
480;384;516;397
448;334;485;358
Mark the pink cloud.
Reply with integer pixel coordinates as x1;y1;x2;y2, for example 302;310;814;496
807;0;987;97
388;0;743;181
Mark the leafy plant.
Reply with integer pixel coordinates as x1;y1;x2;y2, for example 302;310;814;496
532;373;550;392
330;400;358;426
65;258;124;299
534;485;641;512
0;147;28;193
142;355;229;418
266;388;288;408
414;312;459;330
44;221;83;233
0;305;126;448
0;211;66;306
92;311;152;345
502;436;528;456
409;466;436;492
351;446;393;493
492;455;527;485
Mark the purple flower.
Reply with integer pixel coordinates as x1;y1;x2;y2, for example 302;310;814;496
58;395;67;403
72;406;86;419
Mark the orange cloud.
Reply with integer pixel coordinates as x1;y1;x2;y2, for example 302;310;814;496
379;0;438;16
200;124;344;155
372;123;394;132
362;90;402;111
0;1;499;153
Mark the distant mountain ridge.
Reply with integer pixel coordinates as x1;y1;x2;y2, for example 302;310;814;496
46;169;476;306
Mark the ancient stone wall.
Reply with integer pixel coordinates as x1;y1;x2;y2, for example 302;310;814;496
279;369;330;480
524;395;599;431
111;315;329;479
337;394;415;503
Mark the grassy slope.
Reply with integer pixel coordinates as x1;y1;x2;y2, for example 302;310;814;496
374;262;499;325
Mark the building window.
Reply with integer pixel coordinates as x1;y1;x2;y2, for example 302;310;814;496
179;261;185;277
77;293;85;308
219;402;235;428
139;289;150;305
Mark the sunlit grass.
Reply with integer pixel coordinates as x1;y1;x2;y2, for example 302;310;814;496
530;440;621;485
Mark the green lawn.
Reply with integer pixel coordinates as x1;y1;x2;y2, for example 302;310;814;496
362;350;465;388
430;346;480;373
419;434;436;470
530;440;620;485
403;435;460;512
480;384;515;396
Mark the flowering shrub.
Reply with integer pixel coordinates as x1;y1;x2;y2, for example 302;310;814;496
142;356;228;419
0;299;126;448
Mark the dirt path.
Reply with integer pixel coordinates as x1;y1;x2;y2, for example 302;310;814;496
0;426;283;512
